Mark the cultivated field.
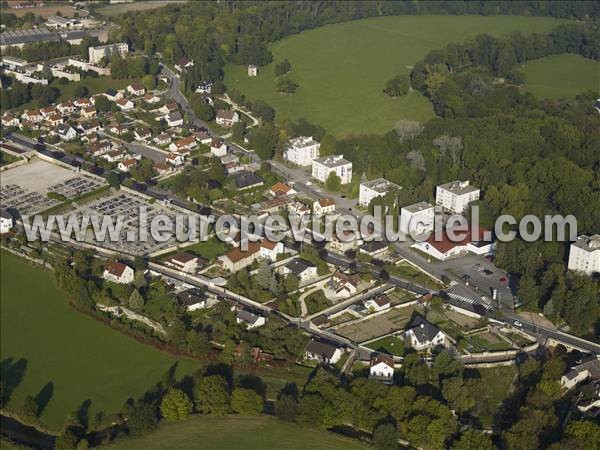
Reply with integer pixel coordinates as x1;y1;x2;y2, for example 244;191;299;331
3;5;86;18
225;15;569;137
96;0;187;17
0;252;199;431
519;53;600;99
105;415;369;450
335;305;417;342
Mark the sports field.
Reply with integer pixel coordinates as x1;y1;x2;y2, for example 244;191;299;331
519;53;600;99
106;415;369;450
225;15;569;137
0;251;199;431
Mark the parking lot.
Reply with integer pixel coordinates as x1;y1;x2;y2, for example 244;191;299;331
1;159;106;216
335;305;418;343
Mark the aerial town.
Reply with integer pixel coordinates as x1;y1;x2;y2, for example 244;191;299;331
0;1;599;450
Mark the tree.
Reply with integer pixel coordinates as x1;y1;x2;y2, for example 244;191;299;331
127;401;158;436
190;93;214;121
394;120;424;143
193;375;230;415
373;423;399;450
325;172;341;192
73;85;89;98
23;395;38;420
160;388;192;422
275;394;298;421
128;289;144;311
250;100;275;122
142;74;156;90
383;74;410;97
94;95;111;113
55;429;78;450
248;124;279;160
276;76;298;94
452;430;495;450
105;171;120;188
231;388;264;415
274;59;291;76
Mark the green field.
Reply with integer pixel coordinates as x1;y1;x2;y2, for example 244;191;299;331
96;0;188;17
225;15;569;137
56;77;140;103
366;335;405;356
519;53;600;98
0;251;199;431
105;415;369;450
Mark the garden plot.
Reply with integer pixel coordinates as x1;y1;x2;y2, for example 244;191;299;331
335;305;417;343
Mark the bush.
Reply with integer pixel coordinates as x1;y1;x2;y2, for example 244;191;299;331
231;388;264;415
383;74;410;97
160;388;193;422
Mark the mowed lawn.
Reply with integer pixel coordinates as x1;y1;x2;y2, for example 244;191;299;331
519;53;600;99
0;251;199;431
106;415;369;450
225;15;569;137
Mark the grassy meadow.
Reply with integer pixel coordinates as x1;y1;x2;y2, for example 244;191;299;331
519;53;599;99
225;15;570;137
0;251;200;431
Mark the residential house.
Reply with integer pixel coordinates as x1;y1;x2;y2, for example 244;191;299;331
127;83;145;96
169;135;197;153
88;140;111;157
215;109;239;128
153;133;171;146
165;153;185;167
288;201;310;217
80;106;96;119
166;111;183;127
270;182;296;197
359;178;401;207
304;339;342;365
108;123;127;136
104;88;122;102
74;97;91;108
359;240;388;257
236;309;266;329
404;315;448;351
195;81;212;94
116;98;134;111
176;289;207;311
21;109;42;123
118;158;137;172
329;270;360;297
57;101;76;114
364;294;391;312
164;252;204;273
153;162;172;176
313;198;335;215
134;126;151;141
40;106;57;118
561;357;600;390
78;120;101;136
53;124;76;141
567;235;600;276
102;261;134;284
412;226;495;262
47;113;64;127
103;149;126;162
435;180;480;215
327;230;362;253
284;135;320;166
399;201;434;236
160;102;178;114
194;130;212;145
210;138;228;157
217;240;283;272
281;258;317;282
175;58;194;72
1;209;13;234
312;154;352;184
369;354;395;384
1;113;20;127
143;93;161;104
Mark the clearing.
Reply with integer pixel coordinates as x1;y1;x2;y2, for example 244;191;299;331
105;415;369;450
224;15;569;137
519;53;600;99
96;1;188;17
0;251;199;431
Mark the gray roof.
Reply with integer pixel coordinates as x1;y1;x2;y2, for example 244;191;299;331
233;171;264;189
1;209;12;220
313;154;351;168
177;289;205;306
405;315;442;343
1;28;59;46
438;180;479;195
168;111;183;121
237;309;262;324
284;258;315;275
361;178;400;193
572;235;600;252
305;339;339;359
402;201;433;213
361;240;388;253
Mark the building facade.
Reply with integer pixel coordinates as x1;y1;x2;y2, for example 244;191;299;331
568;235;600;275
399;201;434;236
435;180;480;214
283;136;320;166
312;155;352;184
359;178;401;207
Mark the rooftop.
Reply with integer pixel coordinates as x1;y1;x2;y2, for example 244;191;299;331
305;339;339;359
438;180;479;195
287;135;318;148
572;235;600;252
405;315;442;343
361;178;401;193
313;154;351;168
284;258;316;275
402;201;433;213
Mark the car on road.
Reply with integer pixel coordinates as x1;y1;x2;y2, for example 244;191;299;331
499;276;508;284
482;269;493;276
306;181;312;186
513;321;522;327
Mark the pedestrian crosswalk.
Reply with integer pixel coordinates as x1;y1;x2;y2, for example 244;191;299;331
447;291;494;310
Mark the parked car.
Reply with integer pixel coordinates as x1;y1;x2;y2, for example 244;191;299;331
513;321;522;327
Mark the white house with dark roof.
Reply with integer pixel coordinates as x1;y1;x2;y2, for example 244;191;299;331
312;154;352;184
102;261;134;284
404;315;447;351
369;353;394;384
176;289;207;311
210;138;228;157
281;258;317;282
236;309;266;329
215;109;239;127
164;252;203;273
304;339;342;365
568;235;600;276
560;357;600;390
435;180;480;215
284;136;320;166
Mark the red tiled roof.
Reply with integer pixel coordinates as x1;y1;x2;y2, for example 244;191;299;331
425;226;488;254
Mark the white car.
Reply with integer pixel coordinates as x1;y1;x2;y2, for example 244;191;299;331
513;321;522;327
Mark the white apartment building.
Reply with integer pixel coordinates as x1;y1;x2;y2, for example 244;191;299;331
88;43;129;64
435;180;480;214
399;201;434;236
359;178;401;207
312;155;352;184
568;235;600;275
283;136;320;166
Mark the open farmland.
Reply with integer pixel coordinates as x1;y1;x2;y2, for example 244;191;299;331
225;15;569;137
0;251;199;431
519;53;600;99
